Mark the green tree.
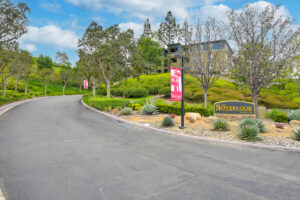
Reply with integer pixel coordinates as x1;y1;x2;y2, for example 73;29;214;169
60;66;72;95
135;37;162;74
142;18;152;38
158;11;180;67
0;42;17;96
37;55;54;95
0;0;30;45
55;51;70;66
227;5;300;117
10;49;34;92
78;22;135;98
77;50;102;97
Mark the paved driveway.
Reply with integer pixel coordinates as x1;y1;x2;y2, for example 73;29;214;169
0;95;299;200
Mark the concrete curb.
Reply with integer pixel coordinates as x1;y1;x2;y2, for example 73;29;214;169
81;99;300;153
0;97;48;116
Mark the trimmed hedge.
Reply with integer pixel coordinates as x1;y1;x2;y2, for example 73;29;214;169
158;87;171;98
155;104;210;117
87;98;129;111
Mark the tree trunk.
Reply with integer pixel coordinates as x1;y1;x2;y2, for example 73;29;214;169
25;82;28;94
106;79;111;98
204;88;208;108
2;84;6;96
44;83;48;96
15;78;18;92
252;95;259;118
10;76;13;85
79;84;82;92
92;85;96;97
63;83;67;95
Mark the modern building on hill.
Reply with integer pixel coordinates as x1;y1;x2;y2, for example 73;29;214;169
157;40;234;73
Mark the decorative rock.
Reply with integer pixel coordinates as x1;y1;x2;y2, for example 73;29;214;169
185;112;201;121
290;120;300;127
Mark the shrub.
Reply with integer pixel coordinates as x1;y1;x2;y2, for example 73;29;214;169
287;109;300;121
120;107;133;115
273;113;289;123
155;104;210;117
212;119;230;131
265;109;285;119
128;103;142;111
141;103;158;115
239;119;267;133
275;123;285;129
238;124;261;142
87;98;129;111
148;85;162;95
153;99;168;105
162;116;175;127
111;88;124;96
292;128;300;141
125;88;149;98
158;87;171;97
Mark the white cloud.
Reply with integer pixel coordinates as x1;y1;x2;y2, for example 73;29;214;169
195;4;230;22
247;1;291;20
41;2;62;13
21;43;37;52
65;0;225;21
119;22;144;38
19;25;79;50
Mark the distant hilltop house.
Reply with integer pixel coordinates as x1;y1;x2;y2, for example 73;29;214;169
157;39;234;73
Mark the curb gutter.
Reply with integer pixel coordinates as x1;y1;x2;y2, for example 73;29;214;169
81;99;300;153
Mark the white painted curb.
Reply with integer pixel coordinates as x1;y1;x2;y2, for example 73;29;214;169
0;187;6;200
81;99;300;153
0;97;48;116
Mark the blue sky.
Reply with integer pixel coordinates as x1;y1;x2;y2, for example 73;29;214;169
16;0;300;65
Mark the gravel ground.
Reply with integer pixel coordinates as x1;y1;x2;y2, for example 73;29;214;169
120;113;300;148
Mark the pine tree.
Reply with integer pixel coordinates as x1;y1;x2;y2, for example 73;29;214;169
158;11;179;68
142;18;152;38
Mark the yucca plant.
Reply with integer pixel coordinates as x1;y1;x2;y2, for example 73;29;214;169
239;119;267;133
292;128;300;141
238;124;261;142
212;119;230;131
141;103;158;115
120;107;133;116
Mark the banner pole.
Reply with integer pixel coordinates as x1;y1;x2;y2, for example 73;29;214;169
179;56;185;129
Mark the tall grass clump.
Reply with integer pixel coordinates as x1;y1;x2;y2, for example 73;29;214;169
212;119;230;131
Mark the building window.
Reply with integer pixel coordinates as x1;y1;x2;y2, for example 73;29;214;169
213;41;225;50
157;70;162;73
164;69;168;73
171;58;177;63
170;48;177;53
203;43;209;51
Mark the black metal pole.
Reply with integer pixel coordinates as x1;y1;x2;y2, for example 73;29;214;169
179;56;185;129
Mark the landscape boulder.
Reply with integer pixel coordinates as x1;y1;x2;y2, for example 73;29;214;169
290;120;300;127
185;112;201;121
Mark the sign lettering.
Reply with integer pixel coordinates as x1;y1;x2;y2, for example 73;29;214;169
214;101;255;115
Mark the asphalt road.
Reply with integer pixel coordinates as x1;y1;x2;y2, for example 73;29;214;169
0;95;299;200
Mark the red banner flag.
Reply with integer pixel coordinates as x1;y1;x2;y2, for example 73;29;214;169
170;67;182;101
83;80;88;90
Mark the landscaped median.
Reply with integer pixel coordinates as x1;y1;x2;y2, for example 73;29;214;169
82;95;300;150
